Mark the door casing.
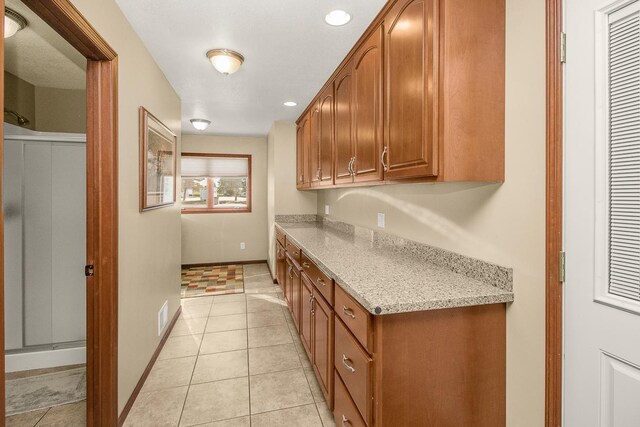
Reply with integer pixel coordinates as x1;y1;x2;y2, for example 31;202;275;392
546;0;563;425
0;1;119;425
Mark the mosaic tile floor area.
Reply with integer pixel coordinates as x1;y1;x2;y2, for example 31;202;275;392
123;263;336;426
181;264;245;298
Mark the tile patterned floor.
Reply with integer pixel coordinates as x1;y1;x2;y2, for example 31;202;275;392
181;264;244;298
125;263;337;427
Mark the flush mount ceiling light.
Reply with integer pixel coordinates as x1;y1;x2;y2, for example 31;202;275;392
190;119;211;131
5;8;27;38
206;49;245;76
283;101;297;107
325;10;351;26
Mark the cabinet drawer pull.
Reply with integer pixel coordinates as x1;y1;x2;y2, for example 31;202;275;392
342;354;356;373
343;306;356;319
317;278;326;286
341;415;351;427
302;262;310;268
381;146;388;171
288;265;293;278
293;251;299;257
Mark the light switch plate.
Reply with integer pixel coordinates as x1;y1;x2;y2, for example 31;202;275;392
240;242;246;250
377;213;385;228
325;204;331;215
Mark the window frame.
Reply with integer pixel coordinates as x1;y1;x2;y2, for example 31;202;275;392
180;152;252;214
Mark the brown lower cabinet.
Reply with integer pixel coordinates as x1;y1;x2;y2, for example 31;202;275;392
276;227;506;426
275;241;286;293
285;254;301;330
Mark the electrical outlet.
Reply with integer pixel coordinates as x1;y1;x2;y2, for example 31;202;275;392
377;213;385;228
240;242;246;250
325;204;331;215
158;301;168;336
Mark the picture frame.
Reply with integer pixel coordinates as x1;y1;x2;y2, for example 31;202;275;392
139;106;177;211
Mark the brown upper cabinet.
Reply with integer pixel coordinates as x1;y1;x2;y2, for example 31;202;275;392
296;0;505;189
296;113;311;189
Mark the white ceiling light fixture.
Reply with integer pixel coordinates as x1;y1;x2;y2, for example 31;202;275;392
190;119;211;131
325;10;351;26
5;8;27;39
206;49;245;76
284;101;297;107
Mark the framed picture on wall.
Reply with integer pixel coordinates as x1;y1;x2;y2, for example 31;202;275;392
139;106;176;211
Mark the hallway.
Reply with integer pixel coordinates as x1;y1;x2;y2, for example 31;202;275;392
124;264;336;426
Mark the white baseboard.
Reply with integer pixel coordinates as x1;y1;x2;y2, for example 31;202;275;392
5;347;86;372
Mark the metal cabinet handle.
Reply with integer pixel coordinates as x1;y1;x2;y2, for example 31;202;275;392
316;168;321;179
317;278;326;287
293;251;299;257
347;157;354;176
302;262;310;268
342;354;356;373
299;174;304;183
342;415;351;427
310;295;315;313
350;156;356;176
381;146;388;171
343;306;356;319
288;265;293;278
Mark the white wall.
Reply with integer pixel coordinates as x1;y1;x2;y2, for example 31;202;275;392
314;0;546;423
181;134;268;264
267;121;317;273
70;0;182;414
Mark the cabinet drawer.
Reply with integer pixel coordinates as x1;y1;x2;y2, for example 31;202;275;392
285;239;302;263
335;318;373;425
275;226;286;246
301;253;334;304
335;285;373;353
334;372;367;427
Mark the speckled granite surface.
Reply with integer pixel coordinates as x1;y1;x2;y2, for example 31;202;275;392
275;220;514;315
274;214;319;223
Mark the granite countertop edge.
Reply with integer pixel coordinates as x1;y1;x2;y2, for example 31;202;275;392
276;221;514;315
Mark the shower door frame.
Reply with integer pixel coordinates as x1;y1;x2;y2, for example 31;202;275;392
0;0;119;425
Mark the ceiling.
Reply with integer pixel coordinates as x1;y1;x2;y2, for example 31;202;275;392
5;0;86;90
116;0;387;136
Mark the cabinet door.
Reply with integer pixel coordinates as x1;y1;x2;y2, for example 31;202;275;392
296;120;305;189
318;84;334;186
285;257;293;311
276;242;286;293
309;100;321;185
353;26;384;183
300;274;314;361
334;62;354;185
384;0;438;179
291;264;301;330
313;292;334;406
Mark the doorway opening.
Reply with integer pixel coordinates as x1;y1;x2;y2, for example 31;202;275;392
0;0;118;424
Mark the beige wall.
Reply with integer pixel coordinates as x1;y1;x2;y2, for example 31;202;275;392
70;0;182;414
181;134;268;264
315;0;545;424
35;86;86;133
4;71;35;130
267;121;317;273
4;72;86;133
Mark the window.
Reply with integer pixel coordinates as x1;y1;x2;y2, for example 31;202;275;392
181;153;251;213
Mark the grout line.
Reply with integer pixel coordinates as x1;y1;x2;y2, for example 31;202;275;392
177;300;210;427
32;406;52;427
244;265;253;427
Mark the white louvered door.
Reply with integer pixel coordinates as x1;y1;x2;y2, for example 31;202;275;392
565;0;640;425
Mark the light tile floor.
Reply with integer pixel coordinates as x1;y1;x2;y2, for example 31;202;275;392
124;263;337;427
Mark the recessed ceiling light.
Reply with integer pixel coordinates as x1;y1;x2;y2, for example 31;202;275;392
5;8;27;38
284;101;297;107
206;49;244;76
325;10;351;26
190;119;211;131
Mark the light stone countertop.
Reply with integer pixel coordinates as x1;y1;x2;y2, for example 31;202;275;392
276;221;514;315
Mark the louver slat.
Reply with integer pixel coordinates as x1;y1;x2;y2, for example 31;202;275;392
609;14;640;302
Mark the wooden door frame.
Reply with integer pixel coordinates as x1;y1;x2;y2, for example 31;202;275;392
1;0;119;425
546;0;563;425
